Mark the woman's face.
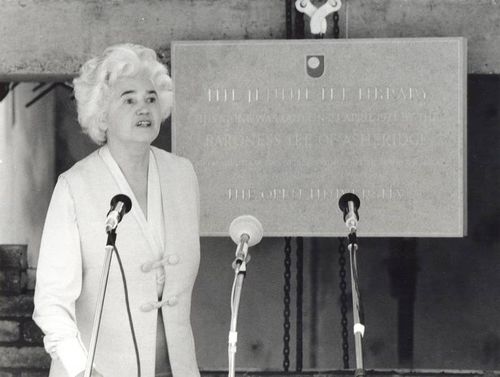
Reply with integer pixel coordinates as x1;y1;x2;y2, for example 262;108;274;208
105;73;163;147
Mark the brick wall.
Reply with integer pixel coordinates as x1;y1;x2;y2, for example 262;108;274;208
0;245;50;376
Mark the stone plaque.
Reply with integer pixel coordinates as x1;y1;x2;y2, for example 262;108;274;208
172;38;467;237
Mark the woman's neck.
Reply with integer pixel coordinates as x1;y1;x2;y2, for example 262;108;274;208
106;140;150;176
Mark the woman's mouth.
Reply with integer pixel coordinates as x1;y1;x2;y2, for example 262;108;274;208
136;120;152;127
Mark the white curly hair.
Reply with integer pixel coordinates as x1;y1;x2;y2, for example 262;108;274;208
73;43;173;145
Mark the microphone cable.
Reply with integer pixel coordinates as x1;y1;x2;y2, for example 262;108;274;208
348;241;364;326
228;261;245;377
112;245;141;377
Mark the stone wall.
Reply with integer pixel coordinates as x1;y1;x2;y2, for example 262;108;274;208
0;245;50;376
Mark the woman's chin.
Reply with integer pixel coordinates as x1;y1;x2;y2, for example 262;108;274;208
132;127;160;142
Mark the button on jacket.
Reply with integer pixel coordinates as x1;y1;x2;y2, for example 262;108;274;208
33;146;201;377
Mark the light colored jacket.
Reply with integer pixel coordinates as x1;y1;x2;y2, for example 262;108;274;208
33;146;200;377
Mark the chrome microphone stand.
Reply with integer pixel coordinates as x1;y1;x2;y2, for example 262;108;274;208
339;194;365;377
348;229;365;377
84;194;132;377
84;230;116;377
226;215;264;377
228;234;250;377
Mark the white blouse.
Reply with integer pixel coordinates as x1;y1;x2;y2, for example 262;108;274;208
100;146;166;297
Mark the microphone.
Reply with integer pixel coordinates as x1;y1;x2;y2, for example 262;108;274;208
338;193;360;233
227;215;264;377
229;215;264;267
105;194;132;233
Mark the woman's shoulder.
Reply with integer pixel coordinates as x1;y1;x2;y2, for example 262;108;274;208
59;148;103;181
150;146;195;172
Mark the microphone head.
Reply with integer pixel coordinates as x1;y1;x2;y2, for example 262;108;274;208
338;193;360;220
110;194;132;214
229;215;264;247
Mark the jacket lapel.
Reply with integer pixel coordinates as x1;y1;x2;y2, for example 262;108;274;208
152;147;177;257
98;146;161;260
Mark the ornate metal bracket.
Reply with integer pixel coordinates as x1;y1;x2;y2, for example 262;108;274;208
295;0;342;35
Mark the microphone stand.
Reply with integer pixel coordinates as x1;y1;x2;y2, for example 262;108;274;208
228;234;250;377
347;230;365;377
84;230;116;377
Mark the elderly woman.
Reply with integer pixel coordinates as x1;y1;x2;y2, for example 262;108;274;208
33;44;200;377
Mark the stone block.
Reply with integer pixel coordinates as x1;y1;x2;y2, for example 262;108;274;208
0;371;16;377
0;320;20;342
21;321;44;345
0;295;34;318
0;271;27;295
20;372;49;377
0;346;50;368
0;245;27;270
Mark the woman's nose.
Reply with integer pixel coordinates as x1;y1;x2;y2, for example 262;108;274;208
136;106;150;115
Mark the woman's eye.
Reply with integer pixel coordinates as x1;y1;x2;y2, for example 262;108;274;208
146;97;157;103
124;98;135;105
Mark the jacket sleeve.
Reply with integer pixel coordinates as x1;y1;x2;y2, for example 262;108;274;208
33;175;87;377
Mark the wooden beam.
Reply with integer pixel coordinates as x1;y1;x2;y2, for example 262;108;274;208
1;0;500;78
